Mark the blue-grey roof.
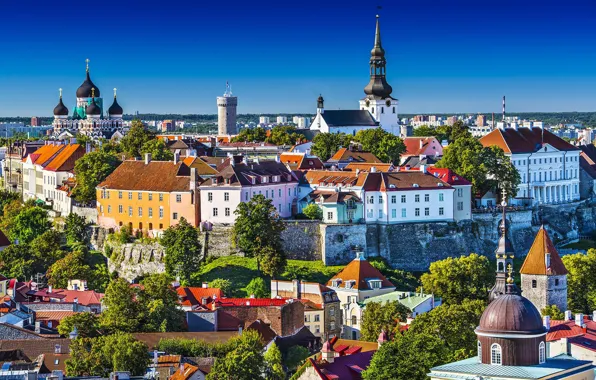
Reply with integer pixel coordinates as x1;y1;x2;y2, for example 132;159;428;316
429;355;595;379
320;110;378;127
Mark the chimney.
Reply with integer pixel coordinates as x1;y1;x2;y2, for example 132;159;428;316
48;285;52;293
419;139;423;148
420;164;427;174
202;282;209;289
576;313;584;327
144;153;151;165
190;167;197;191
321;340;334;363
377;330;389;348
35;321;41;334
543;316;551;331
545;252;551;269
292;279;300;299
370;166;377;173
565;310;573;320
174;152;180;164
275;155;280;163
356;169;360;176
179;364;185;375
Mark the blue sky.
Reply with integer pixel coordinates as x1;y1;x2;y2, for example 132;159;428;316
0;0;595;116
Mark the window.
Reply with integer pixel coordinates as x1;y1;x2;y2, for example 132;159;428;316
457;202;464;211
330;322;335;331
173;212;178;220
266;190;269;198
138;192;142;200
392;209;396;218
128;192;132;200
118;191;122;199
401;208;406;217
330;307;335;316
138;207;142;217
415;208;420;216
393;107;396;113
107;205;111;213
378;210;383;218
555;278;559;286
245;192;249;201
351;315;357;326
208;192;213;202
118;205;123;214
381;107;384;114
213;208;218;217
532;280;537;288
457;188;463;197
439;207;444;216
367;209;373;218
100;205;104;213
439;193;444;202
327;212;333;220
539;342;545;364
391;195;396;204
477;341;482;362
176;194;182;203
368;196;374;204
491;344;502;365
305;315;311;322
425;194;429;202
225;208;230;217
128;206;133;217
424;207;429;216
415;194;420;202
315;325;320;333
401;195;406;203
148;208;153;217
159;207;164;218
378;196;383;204
148;193;153;201
314;315;320;322
279;189;282;197
159;193;163;202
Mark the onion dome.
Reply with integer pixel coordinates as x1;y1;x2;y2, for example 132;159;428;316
86;89;101;116
53;89;69;116
108;88;123;115
76;59;100;98
317;94;324;109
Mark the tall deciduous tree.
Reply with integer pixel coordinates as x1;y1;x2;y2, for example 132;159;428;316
46;250;92;288
65;213;89;246
245;277;269;298
420;253;493;305
119;119;155;158
264;343;285;380
141;139;174;161
161;217;202;284
266;126;305;146
73;150;121;202
232;127;267;143
354;127;406;164
0;189;19;217
360;300;410;341
311;132;350;162
562;250;596;314
57;312;101;338
10;206;51;244
139;273;186;332
100;278;143;333
207;330;264;380
541;304;565;320
260;245;287;279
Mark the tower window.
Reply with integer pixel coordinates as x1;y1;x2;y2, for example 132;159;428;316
490;344;502;365
381;107;384;114
371;108;374;114
539;342;545;364
532;280;537;288
477;341;482;362
393;107;396;114
555;278;559;286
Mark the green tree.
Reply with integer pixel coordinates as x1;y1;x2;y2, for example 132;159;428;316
46;250;92;288
57;312;101;338
260;245;287;279
139;273;186;332
360;300;410;341
245;277;269;298
266;126;305;146
412;125;437;137
407;300;485;361
368;257;419;292
283;345;310;372
0;244;34;279
100;278;143;333
66;333;149;377
562;250;596;314
362;331;449;380
302;203;322;220
354;127;406;164
65;213;89;246
72;150;121;202
119;119;155;158
209;278;232;296
0;189;19;217
264;343;285;380
141;139;174;161
161;217;202;284
311;132;350;162
29;229;67;275
9;206;51;244
207;330;264;380
232;195;285;269
541;304;565;320
232;127;267;143
420;253;493;305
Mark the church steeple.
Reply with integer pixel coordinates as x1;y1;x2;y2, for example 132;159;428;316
364;15;393;100
489;189;518;301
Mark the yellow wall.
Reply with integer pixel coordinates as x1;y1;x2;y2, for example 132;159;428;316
97;189;173;231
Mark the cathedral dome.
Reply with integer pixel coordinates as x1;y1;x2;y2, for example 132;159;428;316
477;293;545;335
86;98;101;116
77;71;100;98
53;97;69;116
108;96;123;115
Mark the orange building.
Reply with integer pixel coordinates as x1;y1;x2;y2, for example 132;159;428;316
96;154;201;236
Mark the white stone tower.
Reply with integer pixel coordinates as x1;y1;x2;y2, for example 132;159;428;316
217;82;237;135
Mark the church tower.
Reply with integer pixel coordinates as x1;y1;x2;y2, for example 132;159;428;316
489;191;516;302
520;226;568;313
358;15;399;135
217;82;237;135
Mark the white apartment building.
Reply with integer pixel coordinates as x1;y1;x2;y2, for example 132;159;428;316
276;116;288;124
480;126;581;205
259;116;270;125
199;158;299;224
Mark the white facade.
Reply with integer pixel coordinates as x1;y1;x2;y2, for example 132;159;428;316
259;116;270;125
358;98;400;135
217;83;237;135
363;189;455;223
276;116;288;124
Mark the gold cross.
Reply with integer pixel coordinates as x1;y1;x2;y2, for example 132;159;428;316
506;264;514;284
59;88;62;98
502;188;507;200
113;88;117;98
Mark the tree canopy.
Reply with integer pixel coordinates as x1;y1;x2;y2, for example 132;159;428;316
206;330;265;380
161;217;202;284
360;300;410;341
9;206;51;244
119;119;155;158
302;203;322;220
311;132;351;162
562;249;596;314
245;277;269;298
46;250;92;288
141;138;174;161
541;304;565;320
58;312;101;338
72;150;121;202
354;128;406;164
232;127;267;143
64;213;89;247
266;126;305;146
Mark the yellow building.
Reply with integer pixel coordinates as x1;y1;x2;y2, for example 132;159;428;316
96;155;202;236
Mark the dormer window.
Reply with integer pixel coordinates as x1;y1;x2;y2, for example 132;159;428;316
368;280;382;289
261;176;268;183
331;279;342;287
345;280;355;289
225;178;230;184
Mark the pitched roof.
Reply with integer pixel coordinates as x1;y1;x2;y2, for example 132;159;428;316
426;167;472;186
344;163;393;172
320;110;378;127
580;152;596;179
279;153;324;171
363;171;452;191
309;351;375;380
169;363;202;380
182;157;219;176
304;171;365;188
176;287;223;308
0;230;10;247
520;226;568;275
98;160;195;192
34;311;78;322
215;298;291;307
309;191;362;204
402;137;441;156
50;289;103;306
203;160;296;187
480;127;580;154
245;319;277;343
0;338;71;359
327;256;394;290
328;148;382;164
400;155;439;168
43;144;85;172
27;145;65;166
547;320;586;342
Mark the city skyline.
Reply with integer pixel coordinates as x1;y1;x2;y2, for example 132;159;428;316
0;0;595;117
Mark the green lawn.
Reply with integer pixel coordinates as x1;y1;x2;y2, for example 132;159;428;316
193;256;345;297
561;240;596;251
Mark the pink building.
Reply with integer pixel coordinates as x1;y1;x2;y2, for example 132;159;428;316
400;137;443;164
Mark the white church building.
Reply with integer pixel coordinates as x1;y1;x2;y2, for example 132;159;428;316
309;15;400;136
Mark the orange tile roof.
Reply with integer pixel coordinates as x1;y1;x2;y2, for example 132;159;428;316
176;287;224;307
27;145;64;166
328;148;383;163
182;156;219;175
98;161;193;192
479;127;579;154
44;144;85;172
520;226;568;275
51;289;104;306
402;137;441;156
344;163;393;172
34;311;78;321
169;363;200;380
327;256;394;290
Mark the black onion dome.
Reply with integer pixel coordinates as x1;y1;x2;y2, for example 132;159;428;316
86;98;101;116
477;293;545;335
108;96;123;115
53;97;69;116
76;71;100;98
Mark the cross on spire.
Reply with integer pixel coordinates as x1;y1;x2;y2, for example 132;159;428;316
113;88;117;98
86;58;90;72
59;88;63;98
501;188;508;206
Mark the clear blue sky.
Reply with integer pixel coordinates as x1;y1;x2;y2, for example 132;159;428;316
0;0;595;117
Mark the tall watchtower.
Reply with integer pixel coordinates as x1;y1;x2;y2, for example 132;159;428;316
217;82;237;135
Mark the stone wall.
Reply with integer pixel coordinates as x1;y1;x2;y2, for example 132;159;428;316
107;242;165;282
320;224;367;265
73;205;98;224
280;221;321;261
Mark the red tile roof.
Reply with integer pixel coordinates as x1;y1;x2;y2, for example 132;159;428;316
176;287;223;308
480;127;579;154
402;137;442;156
98;160;194;192
215;298;291;307
44;144;85;172
26;145;64;166
327;257;394;290
547;320;586;341
570;332;596;352
34;311;78;322
328;148;382;164
426;167;472;186
520;226;568;275
168;363;201;380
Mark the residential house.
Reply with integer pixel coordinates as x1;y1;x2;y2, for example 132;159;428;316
480;126;581;205
168;363;206;380
279;152;324;172
22;143;71;202
327;253;396;340
400;136;443;164
165;138;210;158
427;167;472;221
199;158;299;224
40;144;86;214
326;146;383;170
400;154;439;169
176;286;223;311
271;279;342;338
97;154;201;236
2;140;45;194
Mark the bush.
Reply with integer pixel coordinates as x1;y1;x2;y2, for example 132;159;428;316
302;204;323;220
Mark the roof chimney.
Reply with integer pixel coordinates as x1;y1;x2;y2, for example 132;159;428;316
543;316;550;331
144;153;151;165
190;167;197;191
174;152;180;164
565;310;573;320
202;282;209;289
576;313;585;327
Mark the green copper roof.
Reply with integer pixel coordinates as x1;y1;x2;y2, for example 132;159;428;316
362;291;433;311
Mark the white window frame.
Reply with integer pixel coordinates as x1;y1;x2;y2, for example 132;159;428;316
491;343;502;365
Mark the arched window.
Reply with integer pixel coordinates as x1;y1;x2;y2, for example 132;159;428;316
477;341;482;362
491;343;502;365
351;315;357;326
539;341;545;364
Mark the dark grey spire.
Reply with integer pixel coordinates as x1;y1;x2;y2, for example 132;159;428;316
363;15;393;100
